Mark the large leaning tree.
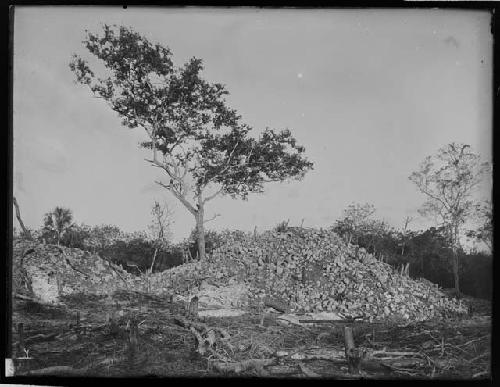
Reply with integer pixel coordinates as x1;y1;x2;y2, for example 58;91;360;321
409;143;490;293
70;25;313;259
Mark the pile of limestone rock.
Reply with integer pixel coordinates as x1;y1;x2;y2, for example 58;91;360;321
151;228;468;321
13;239;142;304
13;227;468;321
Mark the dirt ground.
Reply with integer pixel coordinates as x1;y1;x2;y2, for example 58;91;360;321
10;291;491;379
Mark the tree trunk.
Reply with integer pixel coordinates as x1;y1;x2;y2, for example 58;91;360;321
150;247;158;272
452;250;460;293
13;197;30;239
451;223;460;293
196;197;206;261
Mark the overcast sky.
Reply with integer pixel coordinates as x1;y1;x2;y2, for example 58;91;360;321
13;7;492;242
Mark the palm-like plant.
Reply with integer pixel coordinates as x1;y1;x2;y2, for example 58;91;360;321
43;207;73;246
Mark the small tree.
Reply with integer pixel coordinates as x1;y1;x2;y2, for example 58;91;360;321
148;201;173;272
409;143;490;293
333;203;376;245
60;223;91;249
466;199;492;252
398;216;414;256
361;218;393;259
70;25;313;260
43;207;74;245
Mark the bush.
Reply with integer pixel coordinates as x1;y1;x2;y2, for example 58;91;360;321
60;224;91;249
274;220;290;233
154;247;185;271
98;236;185;275
99;237;154;274
459;252;492;300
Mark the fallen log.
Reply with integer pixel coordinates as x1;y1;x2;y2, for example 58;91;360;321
371;350;419;357
211;358;276;375
298;317;370;324
298;363;321;377
265;365;299;375
275;346;421;371
276;347;345;362
24;332;58;346
28;365;88;376
359;359;393;374
275;314;314;328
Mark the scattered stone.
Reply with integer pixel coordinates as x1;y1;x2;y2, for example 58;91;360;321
13;227;467;321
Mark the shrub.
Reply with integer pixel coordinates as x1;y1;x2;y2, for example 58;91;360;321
274;220;290;233
60;224;91;249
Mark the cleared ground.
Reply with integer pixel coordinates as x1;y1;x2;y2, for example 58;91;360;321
11;291;491;379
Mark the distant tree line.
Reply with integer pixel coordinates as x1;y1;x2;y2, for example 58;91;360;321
13;199;491;299
329;202;492;300
14;203;185;274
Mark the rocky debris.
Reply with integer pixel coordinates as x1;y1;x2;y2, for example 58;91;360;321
150;228;467;321
13;240;139;304
13;227;468;321
174;282;248;316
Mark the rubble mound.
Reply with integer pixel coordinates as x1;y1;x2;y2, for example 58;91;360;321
13;239;140;304
13;228;468;321
153;228;467;321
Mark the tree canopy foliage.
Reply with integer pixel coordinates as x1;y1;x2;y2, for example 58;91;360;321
42;207;74;245
466;199;492;252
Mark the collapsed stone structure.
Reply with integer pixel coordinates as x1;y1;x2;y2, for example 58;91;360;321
13;240;140;304
13;227;467;321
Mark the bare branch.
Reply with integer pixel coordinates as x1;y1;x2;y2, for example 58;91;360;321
203;186;224;204
145;157;168;171
203;213;221;224
417;183;450;212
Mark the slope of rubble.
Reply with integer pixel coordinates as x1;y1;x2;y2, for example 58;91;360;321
13;240;141;304
150;228;468;321
13;227;468;321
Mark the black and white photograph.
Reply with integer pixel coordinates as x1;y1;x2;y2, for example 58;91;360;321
8;6;493;380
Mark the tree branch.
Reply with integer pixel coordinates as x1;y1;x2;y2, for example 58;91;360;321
203;186;224;204
417;183;450;212
155;180;197;215
203;213;221;224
